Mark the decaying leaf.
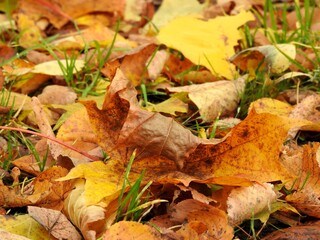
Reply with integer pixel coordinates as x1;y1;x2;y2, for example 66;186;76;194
157;11;255;79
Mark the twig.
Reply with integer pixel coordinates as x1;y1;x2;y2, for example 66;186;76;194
0;126;100;161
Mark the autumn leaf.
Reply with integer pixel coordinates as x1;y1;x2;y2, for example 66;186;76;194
168;75;246;121
144;0;204;33
157;11;255;79
83;69;202;169
184;109;319;183
230;44;296;75
28;206;82;240
0;214;54;240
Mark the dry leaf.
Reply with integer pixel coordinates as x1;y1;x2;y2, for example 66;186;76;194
28;206;82;240
286;143;320;218
37;85;77;105
0;215;53;240
230;44;296;75
103;221;162;240
227;183;278;226
184;109;317;183
62;179;109;240
84;69;202;169
168;76;245;121
261;223;320;240
171;199;233;240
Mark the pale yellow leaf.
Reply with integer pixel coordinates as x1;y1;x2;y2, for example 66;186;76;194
0;215;53;240
31;60;85;76
58;161;126;206
63;180;109;240
157;11;255;79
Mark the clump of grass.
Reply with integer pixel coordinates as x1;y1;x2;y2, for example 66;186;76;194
116;150;166;222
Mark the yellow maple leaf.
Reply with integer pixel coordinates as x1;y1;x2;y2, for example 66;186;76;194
157;11;255;79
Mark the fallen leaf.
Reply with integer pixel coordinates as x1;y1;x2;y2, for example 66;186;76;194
58;161;125;206
37;85;77;105
168;75;246;121
171;199;233;240
103;221;162;240
286;143;320;218
62;179;109;240
157;11;255;78
227;183;278;226
28;206;82;240
184;109;316;183
261;223;320;240
230;44;296;75
15;0;125;29
27;166;72;210
0;215;53;240
84;69;202;169
144;0;204;33
147;92;189;116
31;59;84;76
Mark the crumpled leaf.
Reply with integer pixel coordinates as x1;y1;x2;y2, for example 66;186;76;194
84;69;202;169
28;206;82;240
62;179;109;240
157;11;255;79
227;183;278;226
58;161;126;206
230;44;296;75
168;75;246;121
26;166;72;210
